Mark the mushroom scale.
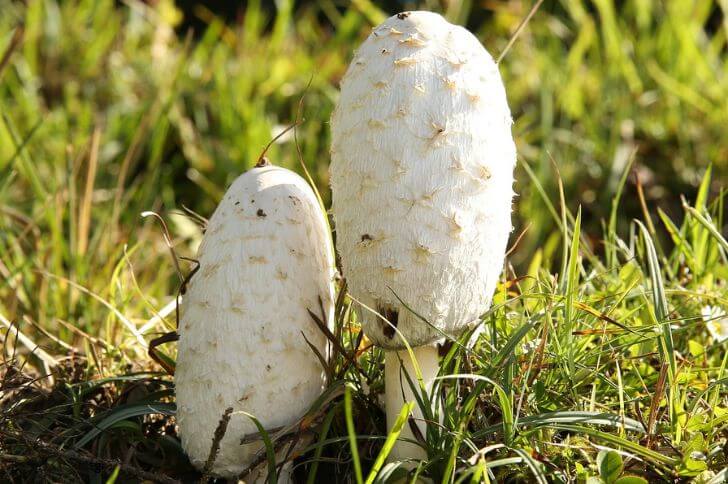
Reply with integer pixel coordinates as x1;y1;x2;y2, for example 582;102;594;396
175;165;335;478
330;11;516;349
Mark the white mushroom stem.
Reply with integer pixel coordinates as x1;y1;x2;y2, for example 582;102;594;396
384;344;440;462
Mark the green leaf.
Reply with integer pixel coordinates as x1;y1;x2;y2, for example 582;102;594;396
613;477;648;484
597;450;623;484
678;452;708;475
688;340;705;357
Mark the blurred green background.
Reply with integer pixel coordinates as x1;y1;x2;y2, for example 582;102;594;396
0;0;726;329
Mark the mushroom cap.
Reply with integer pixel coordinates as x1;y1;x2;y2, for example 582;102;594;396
330;11;516;349
175;165;335;477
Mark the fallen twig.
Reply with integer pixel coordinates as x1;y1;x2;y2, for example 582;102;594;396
201;406;234;481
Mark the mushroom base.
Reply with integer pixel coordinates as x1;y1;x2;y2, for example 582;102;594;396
384;345;441;463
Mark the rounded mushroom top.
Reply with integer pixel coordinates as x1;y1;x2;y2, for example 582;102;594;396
175;164;335;477
330;11;516;349
333;10;511;128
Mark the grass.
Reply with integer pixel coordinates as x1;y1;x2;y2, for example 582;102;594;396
0;0;727;482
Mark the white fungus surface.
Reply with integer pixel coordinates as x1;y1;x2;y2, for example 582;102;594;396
330;11;516;349
175;164;335;477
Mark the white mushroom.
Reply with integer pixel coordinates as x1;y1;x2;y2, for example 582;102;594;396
175;160;335;479
330;11;516;461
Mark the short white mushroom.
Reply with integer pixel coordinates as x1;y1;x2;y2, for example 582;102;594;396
175;159;335;479
330;11;516;461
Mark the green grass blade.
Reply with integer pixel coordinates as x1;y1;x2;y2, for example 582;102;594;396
636;221;676;381
365;401;414;484
345;386;364;484
564;207;582;382
74;403;175;449
683;204;728;254
239;411;279;484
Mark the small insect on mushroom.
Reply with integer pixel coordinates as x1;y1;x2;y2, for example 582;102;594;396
330;11;516;463
175;149;335;480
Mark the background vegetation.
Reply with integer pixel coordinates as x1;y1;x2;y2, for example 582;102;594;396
0;0;726;482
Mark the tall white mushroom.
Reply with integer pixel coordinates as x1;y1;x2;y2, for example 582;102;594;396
175;159;335;480
330;11;516;461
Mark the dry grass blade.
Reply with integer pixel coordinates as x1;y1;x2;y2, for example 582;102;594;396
645;362;668;449
293;76;329;225
141;211;184;282
138;297;179;335
573;301;641;336
302;330;334;382
179;204;208;228
148;331;179;376
0;25;23;80
256;121;302;166
506;223;531;257
0;313;57;380
527;319;550;386
111;112;151;231
306;302;343;358
55;318;110;349
306;305;365;378
21;314;74;352
37;271;147;348
173;261;200;335
78;126;100;257
408;415;426;445
497;0;545;63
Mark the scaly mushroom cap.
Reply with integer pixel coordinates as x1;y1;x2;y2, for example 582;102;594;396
330;11;516;349
175;165;335;477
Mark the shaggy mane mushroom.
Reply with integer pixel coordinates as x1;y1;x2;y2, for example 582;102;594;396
330;11;516;463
